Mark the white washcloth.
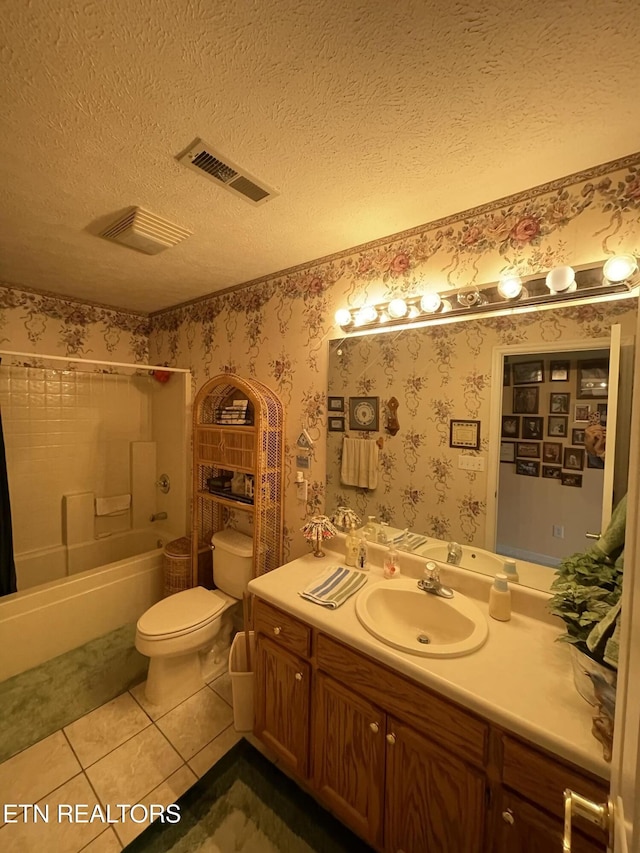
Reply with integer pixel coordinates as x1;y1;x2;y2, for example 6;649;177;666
299;566;367;609
340;437;379;489
95;494;131;517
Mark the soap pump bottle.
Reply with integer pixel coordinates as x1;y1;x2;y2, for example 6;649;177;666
489;573;511;622
363;515;377;541
383;544;400;579
344;521;359;568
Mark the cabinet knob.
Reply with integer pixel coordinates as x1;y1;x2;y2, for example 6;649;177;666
295;672;303;681
369;722;379;733
273;626;281;635
501;809;515;825
386;733;396;745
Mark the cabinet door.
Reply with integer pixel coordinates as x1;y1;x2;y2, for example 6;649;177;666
384;717;486;853
254;635;310;777
495;790;605;853
313;672;385;848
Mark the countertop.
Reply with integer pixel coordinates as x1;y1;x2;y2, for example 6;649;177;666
247;547;609;781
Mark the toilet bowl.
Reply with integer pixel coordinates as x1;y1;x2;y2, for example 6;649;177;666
135;529;254;706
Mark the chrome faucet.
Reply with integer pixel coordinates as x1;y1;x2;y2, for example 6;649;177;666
418;562;454;599
446;541;463;565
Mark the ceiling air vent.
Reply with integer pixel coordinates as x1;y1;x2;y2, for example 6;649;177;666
177;139;279;206
99;207;192;255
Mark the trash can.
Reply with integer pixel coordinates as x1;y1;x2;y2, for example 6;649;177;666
229;631;255;732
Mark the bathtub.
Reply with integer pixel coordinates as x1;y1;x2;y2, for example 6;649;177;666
15;527;174;592
0;536;177;681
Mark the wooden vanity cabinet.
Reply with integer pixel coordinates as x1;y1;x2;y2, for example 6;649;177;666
252;597;608;853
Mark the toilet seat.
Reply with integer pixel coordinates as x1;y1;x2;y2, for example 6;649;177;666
137;587;225;641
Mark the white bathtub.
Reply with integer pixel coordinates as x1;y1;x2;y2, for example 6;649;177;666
15;527;174;592
0;545;170;681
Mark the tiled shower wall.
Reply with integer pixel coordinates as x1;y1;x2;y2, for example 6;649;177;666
0;367;152;556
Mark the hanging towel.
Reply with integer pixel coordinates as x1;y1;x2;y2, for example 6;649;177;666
299;565;367;609
95;494;131;517
340;437;379;489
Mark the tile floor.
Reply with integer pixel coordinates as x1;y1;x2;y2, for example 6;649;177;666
0;671;242;852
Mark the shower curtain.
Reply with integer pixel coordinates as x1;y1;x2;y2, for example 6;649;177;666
0;406;17;596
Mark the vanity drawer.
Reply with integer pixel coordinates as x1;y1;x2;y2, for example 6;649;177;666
501;735;609;840
316;633;488;767
253;599;311;658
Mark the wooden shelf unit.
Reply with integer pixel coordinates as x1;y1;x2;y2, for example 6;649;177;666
191;375;284;584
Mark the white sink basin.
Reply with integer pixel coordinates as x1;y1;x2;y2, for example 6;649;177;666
355;578;488;658
417;542;505;576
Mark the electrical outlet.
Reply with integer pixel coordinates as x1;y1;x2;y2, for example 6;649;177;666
553;524;565;539
458;455;485;472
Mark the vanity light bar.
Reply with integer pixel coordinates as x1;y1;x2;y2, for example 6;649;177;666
334;257;638;331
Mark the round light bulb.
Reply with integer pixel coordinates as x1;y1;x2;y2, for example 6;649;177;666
440;298;453;313
387;298;408;319
497;274;523;300
545;266;575;293
334;308;352;327
603;254;638;284
355;304;377;326
420;292;442;313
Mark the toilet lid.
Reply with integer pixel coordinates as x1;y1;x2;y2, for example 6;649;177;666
137;587;225;639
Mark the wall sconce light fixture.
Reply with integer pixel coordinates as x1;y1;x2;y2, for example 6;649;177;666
334;256;638;333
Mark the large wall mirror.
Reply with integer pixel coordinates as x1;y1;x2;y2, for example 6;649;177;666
326;299;637;591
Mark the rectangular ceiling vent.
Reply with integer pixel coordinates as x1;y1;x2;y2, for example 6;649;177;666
99;207;192;255
177;138;279;206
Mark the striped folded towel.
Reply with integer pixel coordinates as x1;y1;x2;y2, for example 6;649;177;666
299;566;367;609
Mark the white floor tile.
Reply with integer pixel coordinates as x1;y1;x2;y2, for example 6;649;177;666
210;672;232;706
0;732;81;826
129;680;202;722
113;765;196;847
0;773;104;853
81;827;122;851
86;727;182;808
155;687;233;761
188;725;241;778
64;693;151;768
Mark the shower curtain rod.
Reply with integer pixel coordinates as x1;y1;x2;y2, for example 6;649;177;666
0;350;190;374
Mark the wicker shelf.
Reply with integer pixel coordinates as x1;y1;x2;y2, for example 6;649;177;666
192;374;285;584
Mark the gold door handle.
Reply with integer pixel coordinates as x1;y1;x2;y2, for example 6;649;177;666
294;672;303;682
563;789;611;852
386;733;396;745
501;809;514;825
369;722;379;733
585;532;601;540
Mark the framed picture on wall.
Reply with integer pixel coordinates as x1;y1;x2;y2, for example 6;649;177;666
327;396;344;412
597;403;608;426
574;403;592;423
348;397;379;431
550;360;570;381
328;417;345;432
542;465;562;480
578;359;609;398
587;453;605;469
522;417;543;440
501;415;520;438
516;442;540;459
503;363;511;387
449;419;481;450
572;428;586;445
542;442;562;463
548;415;568;438
516;459;540;477
512;360;544;385
549;392;570;414
500;441;516;463
561;472;583;487
563;448;585;471
513;386;539;414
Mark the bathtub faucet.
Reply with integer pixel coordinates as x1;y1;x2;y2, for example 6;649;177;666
150;512;168;522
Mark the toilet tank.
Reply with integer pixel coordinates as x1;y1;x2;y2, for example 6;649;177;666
211;529;254;599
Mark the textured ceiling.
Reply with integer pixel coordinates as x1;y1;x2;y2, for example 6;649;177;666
1;0;639;313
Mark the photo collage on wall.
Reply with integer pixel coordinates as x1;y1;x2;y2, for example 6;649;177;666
500;356;609;487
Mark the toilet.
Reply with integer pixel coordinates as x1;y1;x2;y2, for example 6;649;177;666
135;528;253;706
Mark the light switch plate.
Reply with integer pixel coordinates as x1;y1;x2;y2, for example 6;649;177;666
458;455;485;471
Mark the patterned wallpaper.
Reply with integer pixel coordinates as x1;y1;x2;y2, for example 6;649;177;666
325;304;637;547
1;155;639;563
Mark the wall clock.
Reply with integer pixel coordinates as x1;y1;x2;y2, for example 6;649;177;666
349;396;379;431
